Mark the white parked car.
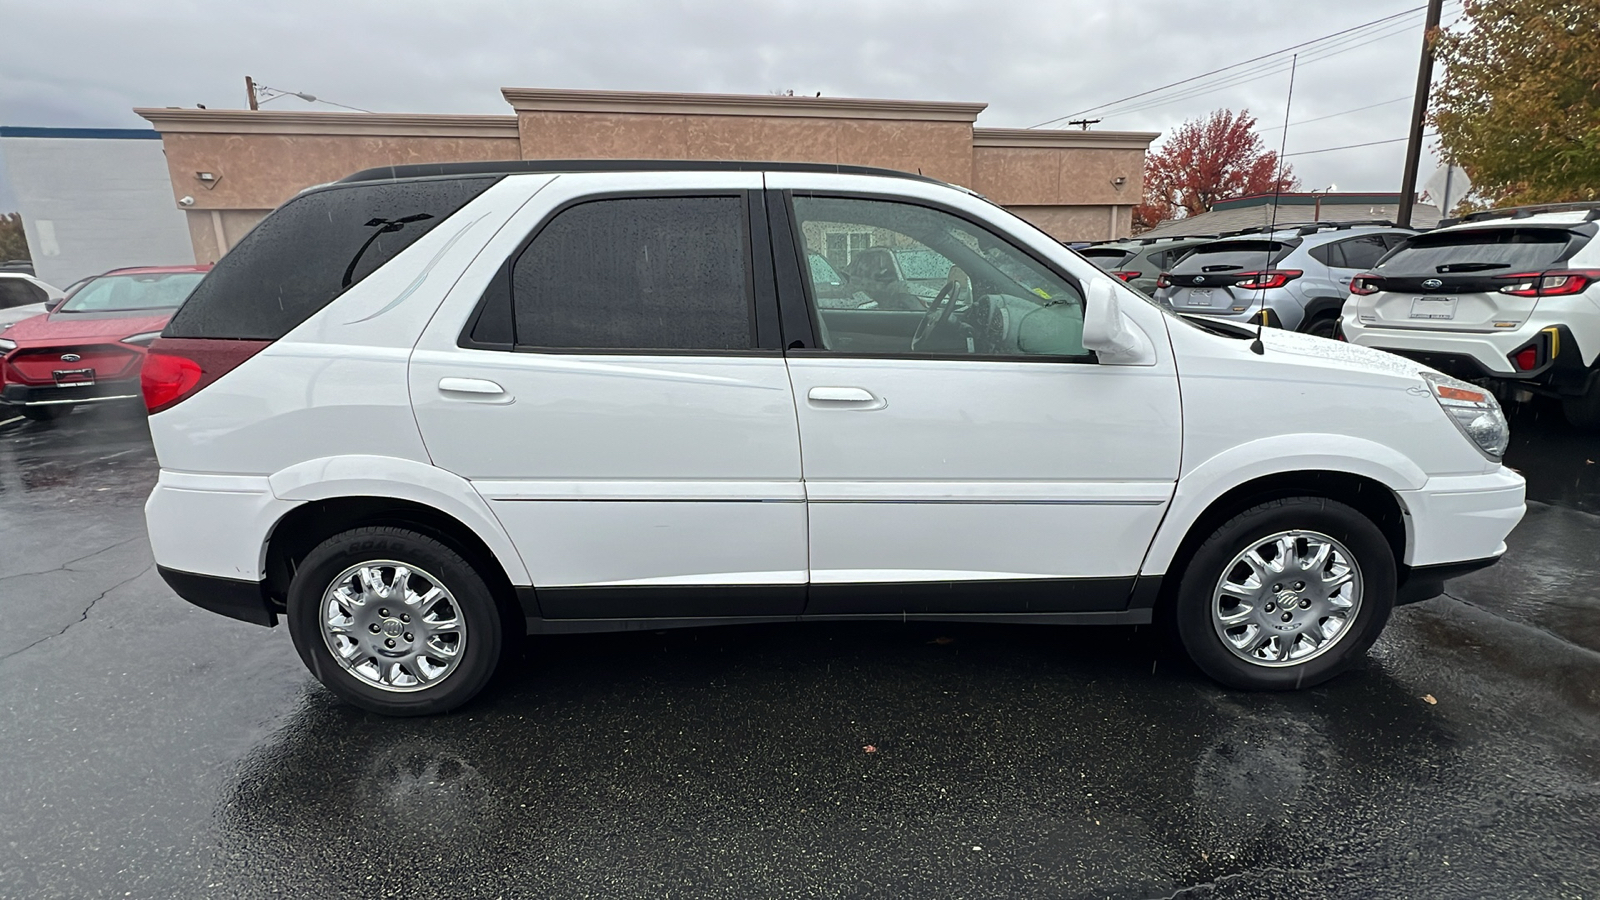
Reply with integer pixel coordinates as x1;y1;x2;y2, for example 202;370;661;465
0;271;63;327
1341;203;1600;428
140;162;1526;715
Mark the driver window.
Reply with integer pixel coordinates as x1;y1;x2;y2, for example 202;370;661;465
791;196;1088;359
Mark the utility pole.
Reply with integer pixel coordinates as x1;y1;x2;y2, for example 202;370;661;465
245;75;258;111
1067;118;1101;131
1396;0;1444;227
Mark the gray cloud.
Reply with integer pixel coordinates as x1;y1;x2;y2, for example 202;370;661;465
1;0;1448;211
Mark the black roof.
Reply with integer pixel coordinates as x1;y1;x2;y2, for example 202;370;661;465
338;159;947;186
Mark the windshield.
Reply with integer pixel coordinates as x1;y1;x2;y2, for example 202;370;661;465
1171;240;1297;273
59;272;205;313
1374;227;1581;275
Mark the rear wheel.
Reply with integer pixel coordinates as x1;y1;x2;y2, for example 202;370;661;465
287;526;506;716
21;404;71;421
1302;313;1339;339
1174;497;1394;690
1561;372;1600;431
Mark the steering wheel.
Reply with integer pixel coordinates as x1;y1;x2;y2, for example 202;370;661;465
910;279;966;352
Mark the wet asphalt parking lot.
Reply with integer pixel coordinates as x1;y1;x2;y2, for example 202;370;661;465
0;402;1597;900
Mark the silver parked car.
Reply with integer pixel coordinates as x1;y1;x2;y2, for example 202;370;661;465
1153;223;1415;337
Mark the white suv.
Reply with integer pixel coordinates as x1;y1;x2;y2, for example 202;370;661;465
1341;203;1600;428
140;161;1526;715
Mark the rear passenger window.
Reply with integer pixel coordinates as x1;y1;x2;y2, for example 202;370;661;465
1336;235;1389;270
1309;243;1343;267
166;178;496;340
510;197;753;352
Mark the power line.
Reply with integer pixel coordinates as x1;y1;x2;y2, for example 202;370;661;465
1282;133;1436;157
1097;10;1451;121
1030;5;1428;128
1259;95;1413;132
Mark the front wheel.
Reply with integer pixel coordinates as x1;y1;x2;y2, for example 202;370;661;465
1174;497;1394;690
287;526;506;716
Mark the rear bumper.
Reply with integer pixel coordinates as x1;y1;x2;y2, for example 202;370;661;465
0;378;142;407
1345;319;1590;392
157;566;277;627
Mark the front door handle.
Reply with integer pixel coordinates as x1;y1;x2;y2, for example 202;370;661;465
807;386;887;410
439;377;508;398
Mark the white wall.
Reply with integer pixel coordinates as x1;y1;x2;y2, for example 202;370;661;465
0;133;194;288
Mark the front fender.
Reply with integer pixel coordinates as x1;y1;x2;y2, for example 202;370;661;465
268;455;531;585
1140;434;1424;575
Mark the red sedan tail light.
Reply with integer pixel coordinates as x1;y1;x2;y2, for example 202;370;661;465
1234;270;1303;290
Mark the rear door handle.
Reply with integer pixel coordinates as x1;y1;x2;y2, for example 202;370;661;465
807;386;887;410
438;377;508;398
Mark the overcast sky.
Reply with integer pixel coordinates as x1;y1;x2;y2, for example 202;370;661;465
0;0;1454;211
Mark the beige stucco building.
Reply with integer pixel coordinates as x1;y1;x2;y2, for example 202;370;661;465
136;88;1156;263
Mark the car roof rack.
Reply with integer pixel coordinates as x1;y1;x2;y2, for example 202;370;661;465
1134;234;1218;245
1221;219;1400;238
1439;201;1600;228
337;158;948;186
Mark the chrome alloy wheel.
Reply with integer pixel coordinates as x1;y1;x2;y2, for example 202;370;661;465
319;560;467;692
1211;530;1363;668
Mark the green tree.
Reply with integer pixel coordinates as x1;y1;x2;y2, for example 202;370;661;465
0;212;29;262
1431;0;1600;206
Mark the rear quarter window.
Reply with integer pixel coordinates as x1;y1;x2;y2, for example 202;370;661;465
165;177;497;340
1374;227;1588;276
1079;248;1134;270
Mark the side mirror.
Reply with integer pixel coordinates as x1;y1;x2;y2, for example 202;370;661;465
1082;278;1155;365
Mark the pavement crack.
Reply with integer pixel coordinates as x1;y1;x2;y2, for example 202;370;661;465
0;564;152;665
0;535;144;584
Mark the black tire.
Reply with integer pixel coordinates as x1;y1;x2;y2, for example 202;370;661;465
287;526;506;716
22;404;71;421
1302;314;1339;339
1173;497;1395;690
1561;374;1600;431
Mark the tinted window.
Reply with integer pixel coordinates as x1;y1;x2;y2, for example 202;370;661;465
1308;243;1343;267
1171;240;1297;273
166;177;496;340
1374;227;1585;276
0;278;44;309
511;196;753;351
60;273;204;312
1334;235;1389;270
793;196;1088;359
1080;248;1135;270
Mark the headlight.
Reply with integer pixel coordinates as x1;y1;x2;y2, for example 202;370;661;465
0;337;15;351
1420;371;1509;459
121;331;162;347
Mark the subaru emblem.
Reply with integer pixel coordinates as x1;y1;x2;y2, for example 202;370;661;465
60;353;81;362
1421;278;1443;290
1192;276;1205;285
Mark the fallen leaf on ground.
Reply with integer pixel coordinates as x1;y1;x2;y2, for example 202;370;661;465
928;637;955;645
863;745;877;753
1423;694;1437;705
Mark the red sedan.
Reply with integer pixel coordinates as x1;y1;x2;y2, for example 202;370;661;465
0;265;211;421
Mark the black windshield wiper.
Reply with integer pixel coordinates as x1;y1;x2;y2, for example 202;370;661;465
341;213;434;289
1435;261;1511;273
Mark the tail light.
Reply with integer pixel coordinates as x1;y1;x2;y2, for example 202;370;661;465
1110;271;1141;283
1234;270;1303;290
1349;274;1383;296
1498;269;1599;297
140;337;273;414
1155;273;1172;289
1513;347;1539;370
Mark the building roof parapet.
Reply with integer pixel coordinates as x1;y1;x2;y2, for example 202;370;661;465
501;87;987;122
973;127;1159;150
132;109;520;138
